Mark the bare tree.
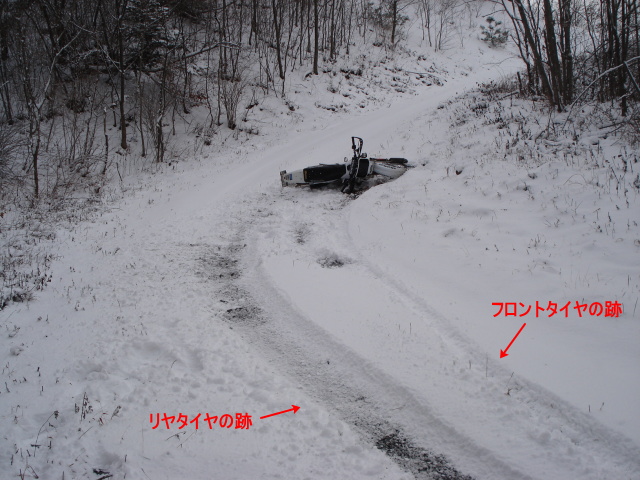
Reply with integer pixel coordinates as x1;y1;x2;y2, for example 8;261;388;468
13;9;79;198
503;0;638;114
0;122;20;190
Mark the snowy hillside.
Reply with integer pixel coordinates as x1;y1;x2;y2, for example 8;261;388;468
1;4;639;480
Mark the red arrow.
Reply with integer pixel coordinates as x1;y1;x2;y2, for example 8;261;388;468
260;405;300;419
500;323;526;358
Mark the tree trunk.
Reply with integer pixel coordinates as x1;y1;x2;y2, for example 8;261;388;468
391;0;398;46
543;0;563;108
313;0;319;74
116;0;128;150
32;123;40;198
559;0;573;103
272;0;285;80
137;71;146;157
511;0;554;103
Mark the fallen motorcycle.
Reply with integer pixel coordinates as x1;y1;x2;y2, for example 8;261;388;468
280;137;408;193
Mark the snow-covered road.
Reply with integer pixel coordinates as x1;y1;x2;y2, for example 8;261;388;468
227;101;640;478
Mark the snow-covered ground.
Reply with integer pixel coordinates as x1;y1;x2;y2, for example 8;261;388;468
2;11;640;480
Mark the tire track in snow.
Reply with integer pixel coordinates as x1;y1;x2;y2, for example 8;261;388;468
198;193;534;480
200;184;640;480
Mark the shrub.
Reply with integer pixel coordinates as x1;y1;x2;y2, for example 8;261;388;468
481;17;509;47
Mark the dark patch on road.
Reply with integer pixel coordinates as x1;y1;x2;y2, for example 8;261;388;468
318;253;348;268
376;432;473;480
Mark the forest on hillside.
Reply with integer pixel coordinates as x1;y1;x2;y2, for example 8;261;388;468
0;0;638;201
